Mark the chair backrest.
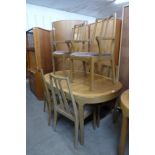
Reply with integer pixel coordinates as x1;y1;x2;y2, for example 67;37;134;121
50;73;78;120
88;18;101;50
72;21;87;41
39;69;52;104
89;14;117;78
71;21;88;52
96;13;117;56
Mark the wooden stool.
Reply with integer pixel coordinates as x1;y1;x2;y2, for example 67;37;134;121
118;90;129;155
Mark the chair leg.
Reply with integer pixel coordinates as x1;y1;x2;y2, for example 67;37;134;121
111;58;116;83
70;58;74;82
96;105;100;128
52;56;56;73
112;98;121;123
74;119;79;148
48;104;52;126
90;58;94;91
43;100;46;112
93;106;97;129
54;109;58;131
82;61;87;76
108;66;111;77
62;56;66;75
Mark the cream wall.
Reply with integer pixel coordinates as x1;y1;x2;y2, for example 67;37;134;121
26;4;96;30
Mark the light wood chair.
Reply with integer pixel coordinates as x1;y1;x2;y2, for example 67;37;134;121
49;73;95;147
39;69;53;126
52;21;87;74
70;13;117;91
65;22;88;52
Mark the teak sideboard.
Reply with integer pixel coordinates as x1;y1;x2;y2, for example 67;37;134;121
26;27;52;100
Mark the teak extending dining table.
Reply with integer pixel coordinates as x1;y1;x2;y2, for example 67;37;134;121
44;70;122;145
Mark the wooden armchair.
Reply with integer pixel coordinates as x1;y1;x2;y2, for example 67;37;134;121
70;13;117;91
39;69;53;125
49;73;95;147
51;21;87;74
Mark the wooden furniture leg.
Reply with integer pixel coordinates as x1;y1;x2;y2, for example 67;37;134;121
82;61;87;76
93;106;97;129
52;56;56;73
111;57;116;84
48;104;52;126
74;118;79;148
78;103;84;145
43;100;46;112
118;116;128;155
62;55;65;75
70;58;74;82
54;108;58;131
90;58;94;91
96;105;100;128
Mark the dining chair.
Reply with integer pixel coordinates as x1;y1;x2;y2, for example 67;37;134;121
49;73;95;147
39;68;53;126
51;21;87;74
65;22;88;52
70;13;117;91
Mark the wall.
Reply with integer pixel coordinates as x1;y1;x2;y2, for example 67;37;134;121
26;4;96;30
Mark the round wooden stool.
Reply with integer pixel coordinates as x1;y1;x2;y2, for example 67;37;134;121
118;90;129;155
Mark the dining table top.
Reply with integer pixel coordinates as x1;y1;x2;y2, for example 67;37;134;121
120;89;129;117
121;90;129;108
44;70;122;104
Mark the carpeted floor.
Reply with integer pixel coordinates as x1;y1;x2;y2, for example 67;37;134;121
26;82;129;155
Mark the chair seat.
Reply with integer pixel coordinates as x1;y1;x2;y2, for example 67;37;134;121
53;51;69;55
70;52;112;57
70;52;98;57
56;102;93;119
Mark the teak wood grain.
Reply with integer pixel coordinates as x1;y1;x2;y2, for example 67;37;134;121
26;27;52;100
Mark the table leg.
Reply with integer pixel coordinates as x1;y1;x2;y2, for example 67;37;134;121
78;104;84;145
118;116;128;155
90;58;94;91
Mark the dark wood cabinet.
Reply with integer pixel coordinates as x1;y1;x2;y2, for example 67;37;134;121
26;27;52;100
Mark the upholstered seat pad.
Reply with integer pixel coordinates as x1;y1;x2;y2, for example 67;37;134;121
70;52;98;57
53;51;69;55
70;52;111;57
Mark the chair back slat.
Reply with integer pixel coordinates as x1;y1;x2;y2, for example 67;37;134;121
50;73;78;118
72;21;88;51
39;69;51;104
97;13;117;56
73;22;87;41
58;80;71;113
53;78;65;109
90;19;98;44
